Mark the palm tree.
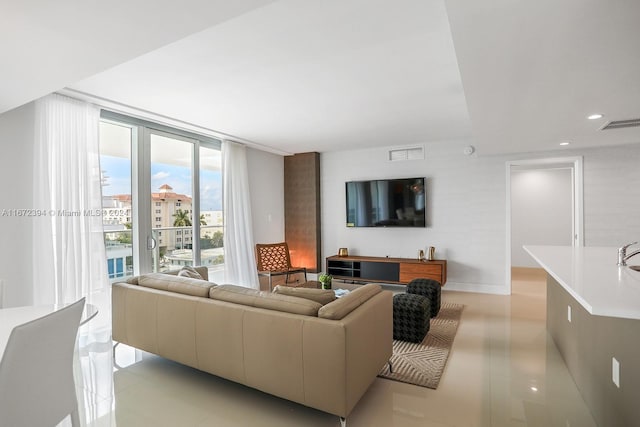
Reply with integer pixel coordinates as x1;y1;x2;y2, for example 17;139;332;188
172;209;192;250
200;214;207;226
172;209;192;227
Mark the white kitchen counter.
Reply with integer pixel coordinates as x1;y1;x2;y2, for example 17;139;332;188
524;245;640;320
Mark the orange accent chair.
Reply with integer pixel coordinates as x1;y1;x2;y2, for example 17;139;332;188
255;242;307;291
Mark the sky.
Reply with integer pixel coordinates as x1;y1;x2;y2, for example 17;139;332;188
101;155;222;211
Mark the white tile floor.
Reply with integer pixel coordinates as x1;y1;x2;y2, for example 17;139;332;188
68;269;597;426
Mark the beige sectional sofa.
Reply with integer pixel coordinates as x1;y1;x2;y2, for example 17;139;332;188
112;268;393;426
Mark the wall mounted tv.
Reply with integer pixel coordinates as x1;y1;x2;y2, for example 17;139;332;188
345;177;426;227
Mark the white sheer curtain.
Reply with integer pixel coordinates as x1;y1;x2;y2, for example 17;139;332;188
222;141;259;288
32;93;109;305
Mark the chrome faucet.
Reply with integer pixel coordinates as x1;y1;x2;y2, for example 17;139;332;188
617;242;640;266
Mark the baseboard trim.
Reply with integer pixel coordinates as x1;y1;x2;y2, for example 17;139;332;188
443;281;510;295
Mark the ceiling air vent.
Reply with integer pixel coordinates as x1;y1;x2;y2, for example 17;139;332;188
388;146;424;161
600;118;640;130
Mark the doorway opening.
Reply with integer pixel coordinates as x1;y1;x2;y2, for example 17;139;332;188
505;157;584;294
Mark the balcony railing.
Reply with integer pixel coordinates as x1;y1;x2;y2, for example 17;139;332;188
104;225;224;283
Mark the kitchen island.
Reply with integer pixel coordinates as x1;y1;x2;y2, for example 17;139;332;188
524;245;640;427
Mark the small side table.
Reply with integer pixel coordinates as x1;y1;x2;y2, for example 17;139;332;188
393;293;431;343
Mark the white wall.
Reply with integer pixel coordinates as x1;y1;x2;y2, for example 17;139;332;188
321;142;640;294
322;143;508;294
247;147;285;245
511;168;573;267
582;146;640;246
0;103;35;306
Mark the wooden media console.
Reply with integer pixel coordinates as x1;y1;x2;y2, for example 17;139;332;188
326;255;446;286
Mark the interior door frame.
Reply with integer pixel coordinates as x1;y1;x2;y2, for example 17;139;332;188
505;156;584;294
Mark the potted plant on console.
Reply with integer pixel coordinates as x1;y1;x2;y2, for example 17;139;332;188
318;273;333;290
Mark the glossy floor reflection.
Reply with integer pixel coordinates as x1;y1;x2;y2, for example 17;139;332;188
70;269;597;426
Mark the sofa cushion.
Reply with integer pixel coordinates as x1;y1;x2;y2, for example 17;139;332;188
273;286;336;305
209;284;321;316
137;273;215;298
318;284;382;320
177;266;204;280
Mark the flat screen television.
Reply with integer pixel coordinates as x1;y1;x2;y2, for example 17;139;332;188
345;177;426;227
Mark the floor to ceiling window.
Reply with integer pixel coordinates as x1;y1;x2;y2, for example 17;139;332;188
99;120;134;280
98;112;223;282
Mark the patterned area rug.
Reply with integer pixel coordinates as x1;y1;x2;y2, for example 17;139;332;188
378;302;464;389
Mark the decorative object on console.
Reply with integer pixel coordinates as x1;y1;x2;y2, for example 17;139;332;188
318;273;333;290
427;246;435;261
338;247;349;257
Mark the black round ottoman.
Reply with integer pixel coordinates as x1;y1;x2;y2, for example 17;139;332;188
407;278;441;318
393;293;431;343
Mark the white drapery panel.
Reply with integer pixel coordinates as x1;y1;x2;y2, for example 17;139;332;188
33;94;109;305
222;141;259;288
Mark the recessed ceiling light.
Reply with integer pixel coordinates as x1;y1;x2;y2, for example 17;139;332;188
530;386;538;392
559;142;570;146
587;113;604;120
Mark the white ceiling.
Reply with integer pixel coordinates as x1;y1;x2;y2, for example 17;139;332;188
0;0;274;113
2;0;640;155
446;0;640;154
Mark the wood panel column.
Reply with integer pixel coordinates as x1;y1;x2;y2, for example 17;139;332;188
284;152;321;273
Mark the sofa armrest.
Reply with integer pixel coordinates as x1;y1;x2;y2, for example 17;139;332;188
318;284;381;320
301;289;393;417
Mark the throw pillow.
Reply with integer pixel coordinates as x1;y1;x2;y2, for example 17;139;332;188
272;285;336;305
138;273;215;298
177;266;203;280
